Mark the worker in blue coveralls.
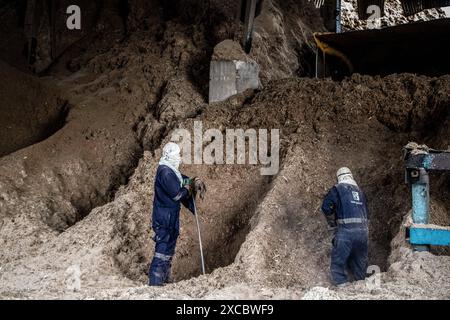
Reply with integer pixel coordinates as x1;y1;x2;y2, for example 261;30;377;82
321;167;369;287
148;142;205;286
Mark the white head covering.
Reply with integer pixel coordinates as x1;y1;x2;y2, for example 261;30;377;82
336;167;358;186
159;142;183;185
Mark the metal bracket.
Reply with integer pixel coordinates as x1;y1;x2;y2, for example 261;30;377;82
410;226;450;247
404;144;450;250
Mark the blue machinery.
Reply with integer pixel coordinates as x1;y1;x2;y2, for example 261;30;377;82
404;144;450;251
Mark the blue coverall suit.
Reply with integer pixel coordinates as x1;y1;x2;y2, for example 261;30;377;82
321;183;369;285
149;165;194;286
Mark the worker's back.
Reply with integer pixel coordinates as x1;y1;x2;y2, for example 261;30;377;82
322;167;370;286
153;165;183;210
334;183;369;228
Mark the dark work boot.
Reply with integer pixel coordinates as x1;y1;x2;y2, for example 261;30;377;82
148;257;165;286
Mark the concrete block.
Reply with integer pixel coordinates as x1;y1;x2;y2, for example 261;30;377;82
209;60;260;103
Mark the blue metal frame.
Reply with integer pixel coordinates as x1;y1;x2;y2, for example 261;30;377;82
336;0;342;34
404;146;450;250
411;181;429;224
410;227;450;247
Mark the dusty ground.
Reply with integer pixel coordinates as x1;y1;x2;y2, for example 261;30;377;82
0;0;449;300
0;61;67;157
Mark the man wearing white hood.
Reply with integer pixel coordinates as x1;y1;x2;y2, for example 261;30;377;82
321;167;369;287
148;142;204;286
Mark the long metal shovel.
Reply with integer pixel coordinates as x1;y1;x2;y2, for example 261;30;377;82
193;197;206;275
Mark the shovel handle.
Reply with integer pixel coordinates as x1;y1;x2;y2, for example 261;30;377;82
193;198;206;275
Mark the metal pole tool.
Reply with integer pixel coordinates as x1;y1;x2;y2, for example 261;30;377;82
193;197;206;275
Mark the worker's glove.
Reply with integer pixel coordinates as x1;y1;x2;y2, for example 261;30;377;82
182;177;206;199
325;214;337;233
182;178;194;197
193;177;207;200
327;225;338;235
